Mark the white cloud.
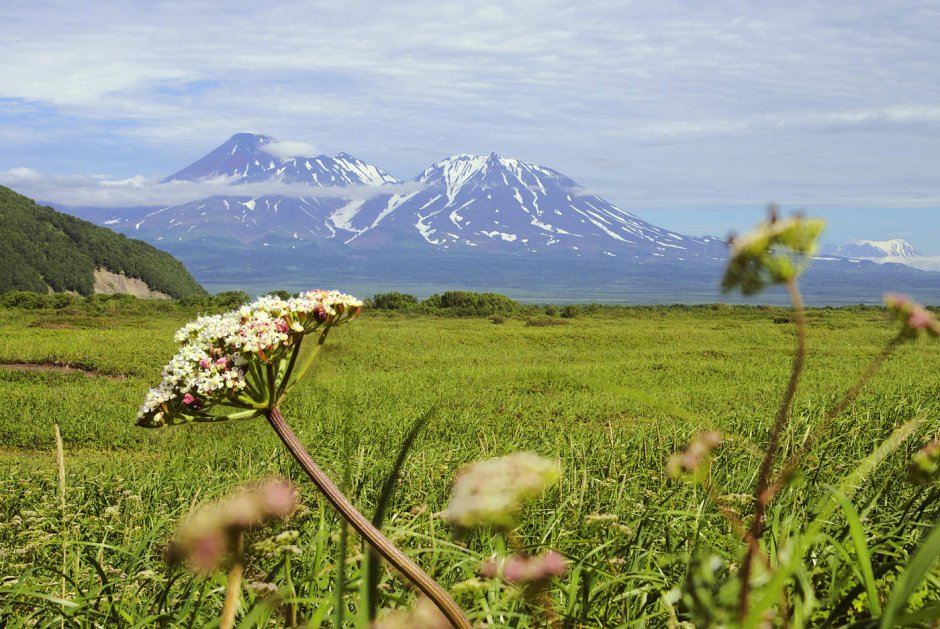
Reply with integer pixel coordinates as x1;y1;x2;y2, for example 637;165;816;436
0;168;424;208
871;256;940;272
260;141;320;158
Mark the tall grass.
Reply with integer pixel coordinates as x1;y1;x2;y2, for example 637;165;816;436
0;303;938;626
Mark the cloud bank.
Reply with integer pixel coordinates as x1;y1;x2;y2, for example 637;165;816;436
0;168;423;208
260;141;320;158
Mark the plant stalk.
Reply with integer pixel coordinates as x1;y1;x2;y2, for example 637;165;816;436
54;424;66;628
766;333;904;503
266;407;471;629
220;531;244;629
739;278;807;620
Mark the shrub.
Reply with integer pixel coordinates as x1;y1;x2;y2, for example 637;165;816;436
525;317;568;327
371;292;419;310
423;291;520;317
212;290;251;310
1;290;47;309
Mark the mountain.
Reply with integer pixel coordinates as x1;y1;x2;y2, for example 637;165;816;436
104;133;400;244
0;185;205;298
824;239;923;258
164;133;399;186
55;134;940;305
341;153;722;257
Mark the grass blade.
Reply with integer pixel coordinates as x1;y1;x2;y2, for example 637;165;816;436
745;417;923;627
879;516;940;628
366;409;433;621
830;488;881;617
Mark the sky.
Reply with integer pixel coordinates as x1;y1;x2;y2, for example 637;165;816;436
1;0;939;253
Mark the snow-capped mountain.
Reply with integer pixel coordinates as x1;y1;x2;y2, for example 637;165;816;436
825;239;923;258
164;133;399;186
84;134;722;258
107;134;399;243
340;153;721;257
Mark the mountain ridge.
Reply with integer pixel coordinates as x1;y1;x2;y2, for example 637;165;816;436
0;185;205;298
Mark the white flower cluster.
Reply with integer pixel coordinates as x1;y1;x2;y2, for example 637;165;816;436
138;290;362;426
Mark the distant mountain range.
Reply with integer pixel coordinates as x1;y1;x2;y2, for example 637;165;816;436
87;133;723;260
52;134;940;304
822;239;923;258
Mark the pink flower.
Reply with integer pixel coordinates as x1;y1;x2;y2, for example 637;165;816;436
182;393;195;405
199;358;211;370
480;551;568;584
885;293;940;338
166;478;299;573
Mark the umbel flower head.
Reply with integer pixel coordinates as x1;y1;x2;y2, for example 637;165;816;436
722;206;826;295
445;452;561;530
137;290;361;427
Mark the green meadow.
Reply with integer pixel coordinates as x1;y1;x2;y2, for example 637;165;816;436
1;300;938;626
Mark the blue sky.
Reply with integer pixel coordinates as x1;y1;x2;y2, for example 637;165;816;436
1;1;939;253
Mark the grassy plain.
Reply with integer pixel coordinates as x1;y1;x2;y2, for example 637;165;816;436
0;303;938;626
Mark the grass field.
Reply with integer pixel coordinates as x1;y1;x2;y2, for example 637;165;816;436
1;302;938;626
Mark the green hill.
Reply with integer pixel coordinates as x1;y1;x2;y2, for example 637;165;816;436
0;185;206;298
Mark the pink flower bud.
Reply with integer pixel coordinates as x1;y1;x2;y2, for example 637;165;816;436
166;478;299;574
885;293;940;338
502;551;568;583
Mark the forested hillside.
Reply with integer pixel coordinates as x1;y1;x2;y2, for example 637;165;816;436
0;186;205;298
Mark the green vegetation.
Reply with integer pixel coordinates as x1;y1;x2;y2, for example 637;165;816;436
0;300;938;626
0;185;206;298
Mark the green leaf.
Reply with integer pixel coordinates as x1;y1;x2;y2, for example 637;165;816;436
880;516;940;628
830;487;881;617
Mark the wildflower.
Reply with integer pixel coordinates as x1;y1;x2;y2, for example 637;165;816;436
372;596;451;629
668;431;723;478
722;207;825;295
166;478;298;573
480;551;568;584
908;437;940;485
451;577;487;596
884;293;940;339
137;289;362;427
444;452;561;530
247;581;279;596
253;530;302;556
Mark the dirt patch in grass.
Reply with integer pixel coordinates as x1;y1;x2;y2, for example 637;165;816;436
0;361;126;380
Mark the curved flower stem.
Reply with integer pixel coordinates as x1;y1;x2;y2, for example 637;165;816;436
220;531;244;629
277;335;304;394
265;408;472;629
282;328;331;399
765;332;905;503
739;278;807;621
